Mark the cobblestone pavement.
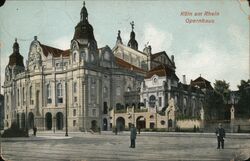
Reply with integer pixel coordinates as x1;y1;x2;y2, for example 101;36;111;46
1;131;250;161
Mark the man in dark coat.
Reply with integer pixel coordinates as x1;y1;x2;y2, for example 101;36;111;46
215;123;225;149
130;124;137;148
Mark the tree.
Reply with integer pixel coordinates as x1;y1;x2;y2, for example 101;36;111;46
204;80;230;120
204;90;224;120
214;80;231;104
237;80;250;118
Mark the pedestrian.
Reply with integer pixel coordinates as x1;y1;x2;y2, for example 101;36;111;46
115;127;118;135
33;126;37;136
130;124;137;148
215;123;225;149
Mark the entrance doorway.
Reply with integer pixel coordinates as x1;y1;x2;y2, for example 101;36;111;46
28;112;34;129
136;116;146;129
103;118;108;131
56;112;64;130
45;112;52;130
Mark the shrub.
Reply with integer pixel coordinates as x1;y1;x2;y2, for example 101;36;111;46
1;122;28;138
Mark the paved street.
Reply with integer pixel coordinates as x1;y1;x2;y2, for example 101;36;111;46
1;131;250;161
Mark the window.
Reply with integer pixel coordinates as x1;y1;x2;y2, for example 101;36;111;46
47;84;52;104
144;99;146;107
73;82;77;93
92;109;96;116
23;87;25;105
116;87;121;96
73;52;77;62
74;97;77;103
17;89;20;106
149;95;156;107
127;87;131;92
161;120;165;125
159;97;162;107
103;102;108;114
57;83;63;103
30;86;33;104
73;120;76;126
73;109;76;116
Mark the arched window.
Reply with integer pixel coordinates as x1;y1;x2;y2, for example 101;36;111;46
73;52;77;62
149;95;156;107
57;83;63;103
47;84;52;104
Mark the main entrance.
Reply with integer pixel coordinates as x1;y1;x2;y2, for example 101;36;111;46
116;117;125;131
136;116;146;129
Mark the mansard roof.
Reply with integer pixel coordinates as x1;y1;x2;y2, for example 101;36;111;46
115;57;146;74
191;76;213;90
40;44;69;57
145;64;179;80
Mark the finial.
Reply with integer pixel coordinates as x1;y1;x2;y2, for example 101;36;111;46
118;30;121;36
130;21;134;31
83;1;85;7
34;36;37;40
15;38;17;42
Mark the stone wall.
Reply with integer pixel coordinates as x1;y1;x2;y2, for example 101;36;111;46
176;120;201;129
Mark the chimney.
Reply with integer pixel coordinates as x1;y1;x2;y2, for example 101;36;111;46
183;75;186;84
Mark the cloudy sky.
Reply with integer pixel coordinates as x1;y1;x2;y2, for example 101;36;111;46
0;0;249;91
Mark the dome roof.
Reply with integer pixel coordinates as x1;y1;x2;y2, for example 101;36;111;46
8;38;24;67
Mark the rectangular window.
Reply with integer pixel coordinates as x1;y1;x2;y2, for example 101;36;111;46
159;97;162;107
74;97;77;103
73;120;76;126
92;109;96;116
144;99;146;107
73;109;76;116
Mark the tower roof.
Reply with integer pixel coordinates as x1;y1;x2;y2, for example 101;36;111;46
127;21;138;50
73;1;97;49
8;38;24;67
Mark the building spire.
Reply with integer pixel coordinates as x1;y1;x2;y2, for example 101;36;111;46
127;21;138;50
80;1;88;21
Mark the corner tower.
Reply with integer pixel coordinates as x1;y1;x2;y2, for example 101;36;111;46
71;1;98;64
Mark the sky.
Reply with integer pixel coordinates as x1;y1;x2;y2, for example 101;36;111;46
0;0;249;92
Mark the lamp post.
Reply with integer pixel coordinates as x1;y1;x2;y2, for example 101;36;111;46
25;70;29;137
65;71;68;137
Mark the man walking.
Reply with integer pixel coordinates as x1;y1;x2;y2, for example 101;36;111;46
130;124;137;148
215;123;225;149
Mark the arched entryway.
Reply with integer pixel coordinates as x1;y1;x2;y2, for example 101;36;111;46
45;112;52;130
28;112;34;129
103;118;108;131
21;113;25;129
91;120;98;131
16;113;20;129
116;117;125;131
136;116;146;129
56;112;63;130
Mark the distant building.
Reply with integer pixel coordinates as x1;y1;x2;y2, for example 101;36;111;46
0;94;4;130
3;2;212;131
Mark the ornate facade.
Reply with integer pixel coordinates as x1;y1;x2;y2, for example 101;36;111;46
3;3;212;132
